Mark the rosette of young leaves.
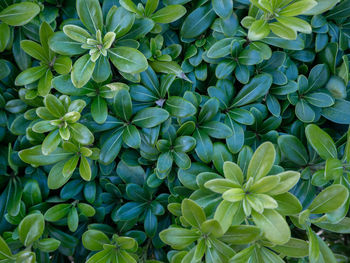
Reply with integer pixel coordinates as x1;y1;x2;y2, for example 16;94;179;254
120;0;186;33
14;22;72;98
207;38;265;83
160;199;261;262
44;201;95;232
143;34;189;81
83;81;125;124
131;67;196;118
204;142;301;245
243;0;317;40
178;94;232;164
147;34;182;63
30;94;93;155
82;230;138;263
113;183;167;238
99;88;169;165
287;64;337;123
0;1;40;53
0;213;60;263
155;127;196;179
49;0;148;88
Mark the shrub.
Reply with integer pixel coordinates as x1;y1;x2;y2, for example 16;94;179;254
0;0;350;262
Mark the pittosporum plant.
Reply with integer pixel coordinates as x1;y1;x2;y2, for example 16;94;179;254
0;0;350;262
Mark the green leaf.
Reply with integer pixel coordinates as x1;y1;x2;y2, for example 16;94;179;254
109;47;148;74
181;199;206;228
193;129;213;163
77;203;96;217
132;107;169;128
63;25;91;43
267;171;300;195
91;96;107;124
274;192;302;215
212;0;233;18
174;136;196;152
151;5;186;23
99;129;123;165
36;238;61;253
325;158;343;181
222;188;245;202
303;0;340;15
252;209;290;245
201;219;224;238
247;142;275;181
44;94;66;117
165;96;196;118
314;217;350;233
69;123;94;145
82;230;110;251
304;92;334;108
220;225;261;245
278;135;308;166
180;4;216;39
145;0;159;16
76;0;103;34
44;204;72;221
250;176;280;194
232;74;272;107
79;156;91;181
7;178;22;217
279;0;317;16
119;0;142;15
159;228;199;250
238;48;263;65
67;207;79;232
113;88;132;122
305;124;337;160
15;65;48;86
19;146;73;166
20;40;48;62
71;54;96;88
38;69;53;96
276;16;312;34
18;213;44;246
42;130;61;155
223;161;244;185
49;32;85;56
122;125;141;148
207;38;234;59
198;98;219;123
86;249;114;263
115;202;145;221
63;155;79;177
325;76;347;99
248;20;270;41
269;22;297;40
106;6;135;38
308;185;349;214
0;23;10;53
200;121;232;139
269;238;308;258
0;2;40;26
205;178;240;194
322;99;350;124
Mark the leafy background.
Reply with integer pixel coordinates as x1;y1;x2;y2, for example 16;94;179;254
0;0;350;262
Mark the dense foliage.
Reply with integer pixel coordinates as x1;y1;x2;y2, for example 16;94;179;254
1;0;350;262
